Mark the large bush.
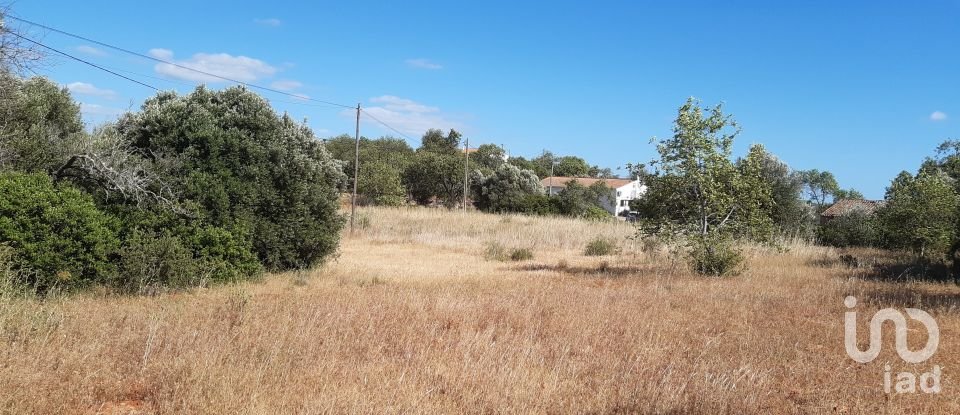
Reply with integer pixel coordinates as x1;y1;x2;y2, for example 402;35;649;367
0;173;119;290
472;163;543;213
817;211;878;248
116;86;346;270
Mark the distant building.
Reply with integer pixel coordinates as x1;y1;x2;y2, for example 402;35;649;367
820;199;885;224
539;176;646;216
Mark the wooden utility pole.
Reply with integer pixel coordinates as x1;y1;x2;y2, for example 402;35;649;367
463;137;469;212
350;103;360;234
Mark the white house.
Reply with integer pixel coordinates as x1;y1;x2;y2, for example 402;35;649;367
539;177;647;216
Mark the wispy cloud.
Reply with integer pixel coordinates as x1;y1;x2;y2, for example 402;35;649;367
148;49;277;83
930;111;948;121
75;45;107;57
66;82;117;99
405;58;443;70
349;95;463;136
254;18;282;27
80;103;126;119
270;80;303;91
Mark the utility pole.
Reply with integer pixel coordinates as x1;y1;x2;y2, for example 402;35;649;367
549;156;555;196
350;103;360;234
463;137;469;212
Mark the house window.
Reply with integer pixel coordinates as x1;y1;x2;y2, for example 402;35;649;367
617;191;621;197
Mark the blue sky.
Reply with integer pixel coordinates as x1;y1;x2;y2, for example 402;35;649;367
10;0;959;198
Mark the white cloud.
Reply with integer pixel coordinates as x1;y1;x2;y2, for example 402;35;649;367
75;45;107;57
148;49;277;83
405;58;443;70
80;103;125;118
66;82;117;99
930;111;948;121
254;18;282;27
270;80;303;91
350;95;462;136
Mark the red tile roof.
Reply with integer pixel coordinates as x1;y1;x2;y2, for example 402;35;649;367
821;199;885;217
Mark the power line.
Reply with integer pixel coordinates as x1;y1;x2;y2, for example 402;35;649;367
6;14;354;109
360;109;414;141
8;14;423;140
6;31;158;91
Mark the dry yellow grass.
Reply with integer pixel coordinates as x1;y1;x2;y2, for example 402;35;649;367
2;206;959;414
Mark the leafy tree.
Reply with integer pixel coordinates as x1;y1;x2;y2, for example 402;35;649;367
469;143;507;172
877;171;959;259
0;172;120;291
472;163;542;212
358;160;407;206
556;180;612;218
920;139;960;192
637;98;775;275
555;155;592;177
798;169;840;212
420;128;462;155
640;99;773;239
507;155;537;172
735;145;811;237
0;75;83;173
530;151;593;178
322;135;413;184
835;188;865;200
404;150;464;207
117;86;346;270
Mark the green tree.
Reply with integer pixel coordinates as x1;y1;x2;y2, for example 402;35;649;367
420;128;462;154
556;180;612;219
834;188;865;200
358;160;407;206
117;86;346;270
877;171;959;259
472;163;542;212
469;143;507;172
0;75;83;173
638;98;775;275
735;145;810;237
404;150;464;207
798;169;840;212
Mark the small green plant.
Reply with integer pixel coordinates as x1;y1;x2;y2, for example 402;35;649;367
509;248;534;261
584;238;618;256
484;242;509;261
689;236;744;277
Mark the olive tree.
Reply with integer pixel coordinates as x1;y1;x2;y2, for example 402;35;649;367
472;163;541;212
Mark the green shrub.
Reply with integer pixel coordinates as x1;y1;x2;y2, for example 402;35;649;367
483;242;509;261
817;211;878;248
509;248;534;261
117;230;201;291
0;173;120;291
116;226;262;293
117;86;346;271
689;235;744;277
584;238;618;256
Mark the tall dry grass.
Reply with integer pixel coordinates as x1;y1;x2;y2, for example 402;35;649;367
1;206;959;414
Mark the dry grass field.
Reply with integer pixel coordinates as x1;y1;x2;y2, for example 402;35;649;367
2;206;959;414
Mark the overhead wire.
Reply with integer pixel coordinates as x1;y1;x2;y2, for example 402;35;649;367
7;14;425;140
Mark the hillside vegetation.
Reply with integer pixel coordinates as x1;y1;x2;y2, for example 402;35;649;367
2;206;958;414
